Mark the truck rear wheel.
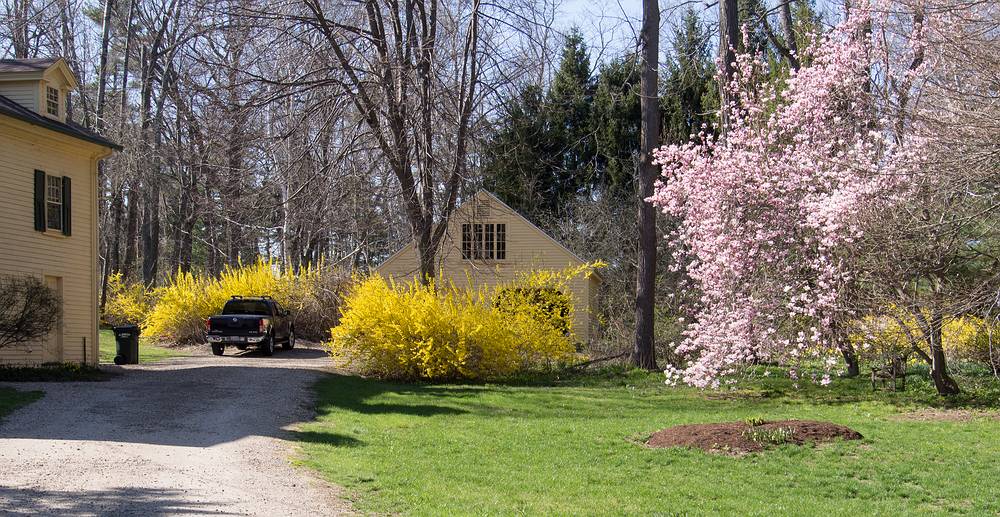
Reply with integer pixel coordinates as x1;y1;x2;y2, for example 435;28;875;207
261;337;274;356
211;343;225;356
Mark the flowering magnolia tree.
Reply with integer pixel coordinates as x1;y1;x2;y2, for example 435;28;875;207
651;7;930;389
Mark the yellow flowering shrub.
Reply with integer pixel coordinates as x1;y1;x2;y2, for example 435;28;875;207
947;317;1000;364
493;262;604;339
105;260;344;344
326;266;601;380
850;310;1000;365
102;272;150;327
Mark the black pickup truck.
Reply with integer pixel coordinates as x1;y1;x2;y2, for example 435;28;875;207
205;296;295;356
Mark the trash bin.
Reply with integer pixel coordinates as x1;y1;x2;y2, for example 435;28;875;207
112;325;140;365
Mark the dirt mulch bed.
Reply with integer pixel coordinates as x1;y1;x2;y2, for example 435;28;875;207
646;420;862;455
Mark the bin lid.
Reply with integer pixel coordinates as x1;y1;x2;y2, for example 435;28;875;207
113;324;141;335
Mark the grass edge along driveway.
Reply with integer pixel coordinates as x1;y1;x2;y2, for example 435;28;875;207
295;368;1000;516
99;329;185;364
0;387;42;423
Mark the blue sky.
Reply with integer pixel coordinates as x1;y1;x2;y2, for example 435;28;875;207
556;0;840;60
557;0;645;57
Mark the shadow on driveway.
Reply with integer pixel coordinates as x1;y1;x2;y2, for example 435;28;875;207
0;347;333;448
0;486;239;516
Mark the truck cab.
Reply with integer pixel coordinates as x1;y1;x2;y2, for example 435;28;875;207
205;296;294;356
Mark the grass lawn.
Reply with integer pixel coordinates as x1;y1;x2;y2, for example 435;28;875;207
297;367;1000;516
99;329;186;364
0;387;42;422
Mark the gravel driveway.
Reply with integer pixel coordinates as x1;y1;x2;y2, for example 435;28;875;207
0;345;351;516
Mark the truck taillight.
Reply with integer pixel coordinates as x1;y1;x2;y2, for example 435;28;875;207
259;319;269;333
205;318;211;332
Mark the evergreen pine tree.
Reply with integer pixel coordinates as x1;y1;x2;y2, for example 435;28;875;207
544;27;597;210
592;54;641;197
662;8;716;144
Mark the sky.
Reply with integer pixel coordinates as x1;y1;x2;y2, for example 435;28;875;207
558;0;645;58
556;0;840;62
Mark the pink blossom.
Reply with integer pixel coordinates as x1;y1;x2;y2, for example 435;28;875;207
649;3;928;388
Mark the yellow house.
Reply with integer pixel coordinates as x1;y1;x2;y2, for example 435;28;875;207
378;190;602;343
0;57;119;365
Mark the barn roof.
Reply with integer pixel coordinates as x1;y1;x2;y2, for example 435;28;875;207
0;57;61;73
0;94;120;150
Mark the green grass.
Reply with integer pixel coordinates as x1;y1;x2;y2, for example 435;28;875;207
297;367;1000;516
99;329;185;364
0;387;42;421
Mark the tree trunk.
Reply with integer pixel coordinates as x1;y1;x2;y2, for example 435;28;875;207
11;0;30;58
123;191;139;280
101;189;124;309
718;0;739;132
119;0;135;132
95;0;115;130
632;0;659;370
839;341;860;378
141;181;160;286
417;221;436;283
779;0;798;61
928;310;960;395
59;0;75;122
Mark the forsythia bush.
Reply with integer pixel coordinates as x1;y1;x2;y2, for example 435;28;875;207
494;286;571;335
328;264;602;381
850;311;1000;365
102;272;150;327
103;260;346;344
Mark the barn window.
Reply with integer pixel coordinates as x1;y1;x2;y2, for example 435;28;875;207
495;224;506;259
462;223;506;260
45;175;63;231
473;224;484;259
484;224;495;260
46;86;60;117
462;224;472;259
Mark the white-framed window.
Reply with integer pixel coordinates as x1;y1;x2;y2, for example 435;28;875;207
46;175;63;231
46;86;60;117
495;223;506;260
462;223;506;260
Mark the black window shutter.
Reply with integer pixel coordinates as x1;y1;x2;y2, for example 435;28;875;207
62;176;71;236
33;170;46;232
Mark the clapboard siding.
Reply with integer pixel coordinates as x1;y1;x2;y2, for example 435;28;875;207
378;190;601;343
0;115;108;365
0;81;38;112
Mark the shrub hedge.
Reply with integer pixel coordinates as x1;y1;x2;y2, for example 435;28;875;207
327;263;602;381
103;260;346;344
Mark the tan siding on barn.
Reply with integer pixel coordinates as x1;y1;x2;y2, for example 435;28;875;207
377;191;601;343
0;115;109;365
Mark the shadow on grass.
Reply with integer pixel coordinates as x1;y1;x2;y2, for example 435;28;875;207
702;367;1000;410
309;371;733;425
315;374;473;418
290;430;366;448
313;363;1000;426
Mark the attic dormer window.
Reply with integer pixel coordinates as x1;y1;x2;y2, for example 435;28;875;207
46;86;59;117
